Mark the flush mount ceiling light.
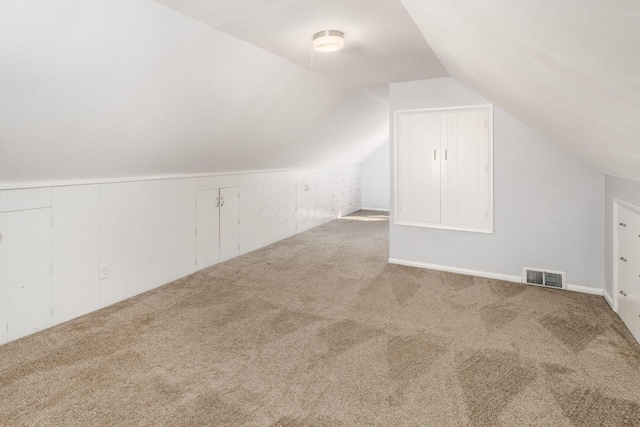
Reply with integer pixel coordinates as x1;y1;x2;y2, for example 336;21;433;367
313;30;345;52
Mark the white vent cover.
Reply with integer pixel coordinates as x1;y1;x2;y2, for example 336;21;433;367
522;267;566;289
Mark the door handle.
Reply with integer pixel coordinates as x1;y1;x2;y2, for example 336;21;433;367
216;197;219;208
445;149;448;160
220;197;224;207
433;149;436;160
620;290;627;297
619;222;627;227
620;256;628;262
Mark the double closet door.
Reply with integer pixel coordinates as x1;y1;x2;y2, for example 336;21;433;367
395;105;493;233
196;187;239;269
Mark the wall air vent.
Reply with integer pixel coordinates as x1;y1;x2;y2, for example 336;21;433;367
522;268;566;289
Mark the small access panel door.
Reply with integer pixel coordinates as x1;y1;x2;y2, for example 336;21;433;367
7;208;52;342
219;187;239;263
196;189;220;269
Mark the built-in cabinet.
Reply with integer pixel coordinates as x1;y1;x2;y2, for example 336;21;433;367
197;187;239;268
0;188;54;341
394;105;493;233
0;166;361;346
614;199;640;343
7;208;52;341
296;172;316;233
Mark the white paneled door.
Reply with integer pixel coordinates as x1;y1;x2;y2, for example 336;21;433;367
615;200;640;343
219;187;239;262
395;106;493;233
196;189;220;269
0;213;7;345
396;111;441;224
7;208;52;341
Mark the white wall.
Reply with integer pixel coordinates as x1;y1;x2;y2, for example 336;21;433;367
604;175;640;302
0;0;387;184
361;141;391;211
389;78;605;290
0;166;361;346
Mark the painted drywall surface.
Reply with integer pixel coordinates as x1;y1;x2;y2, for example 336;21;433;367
0;0;387;184
401;0;640;181
604;176;640;299
0;166;361;346
390;78;604;289
361;141;390;211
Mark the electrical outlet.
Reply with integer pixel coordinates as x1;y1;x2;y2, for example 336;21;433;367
100;264;110;280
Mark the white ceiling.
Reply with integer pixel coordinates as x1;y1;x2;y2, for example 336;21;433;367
402;0;640;181
153;0;448;100
0;0;388;184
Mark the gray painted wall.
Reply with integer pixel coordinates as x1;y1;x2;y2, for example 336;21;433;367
604;176;640;298
390;78;604;289
361;141;390;211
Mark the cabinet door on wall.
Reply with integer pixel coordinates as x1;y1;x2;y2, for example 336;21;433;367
395;105;493;233
219;187;239;262
615;202;640;343
396;111;441;224
295;176;315;232
0;213;7;345
441;109;491;229
7;208;52;341
196;189;220;269
196;187;240;267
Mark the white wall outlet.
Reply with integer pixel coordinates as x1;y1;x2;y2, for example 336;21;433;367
100;264;110;280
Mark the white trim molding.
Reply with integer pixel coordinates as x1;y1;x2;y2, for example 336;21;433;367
360;207;390;212
388;258;521;283
0;164;362;191
388;258;604;297
566;284;604;296
604;290;615;311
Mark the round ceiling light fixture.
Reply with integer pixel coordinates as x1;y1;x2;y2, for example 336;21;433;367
313;30;345;52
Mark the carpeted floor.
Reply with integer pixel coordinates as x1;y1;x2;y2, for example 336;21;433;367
1;210;639;426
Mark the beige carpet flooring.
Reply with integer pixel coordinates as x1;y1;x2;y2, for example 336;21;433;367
1;210;639;426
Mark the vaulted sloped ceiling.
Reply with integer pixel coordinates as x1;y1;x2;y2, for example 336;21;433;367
402;0;640;180
0;0;388;185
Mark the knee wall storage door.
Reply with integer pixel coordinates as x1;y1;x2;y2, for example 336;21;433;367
196;187;239;269
394;105;493;233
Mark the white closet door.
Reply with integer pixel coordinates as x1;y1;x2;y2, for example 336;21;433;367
219;187;239;263
0;213;7;345
397;111;441;224
7;208;52;341
442;109;490;229
196;189;220;269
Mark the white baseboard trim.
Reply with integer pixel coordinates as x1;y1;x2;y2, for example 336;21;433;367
566;284;604;296
388;258;606;297
604;290;615;310
388;258;521;284
360;207;390;212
